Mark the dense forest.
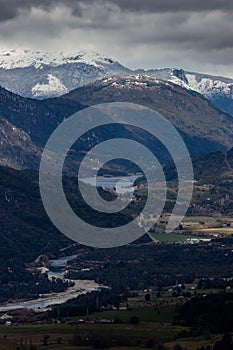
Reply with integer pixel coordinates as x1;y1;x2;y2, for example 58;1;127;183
65;243;233;293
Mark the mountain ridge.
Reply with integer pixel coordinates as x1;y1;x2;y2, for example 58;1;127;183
1;74;233;170
61;74;233;155
0;49;232;116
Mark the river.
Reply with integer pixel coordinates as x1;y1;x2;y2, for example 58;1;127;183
0;176;141;314
0;254;101;313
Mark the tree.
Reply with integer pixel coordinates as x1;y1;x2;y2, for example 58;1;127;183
41;335;50;346
130;315;139;324
173;344;183;350
213;334;233;350
146;338;155;348
56;337;62;344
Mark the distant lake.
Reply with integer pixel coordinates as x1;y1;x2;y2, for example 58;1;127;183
80;175;141;194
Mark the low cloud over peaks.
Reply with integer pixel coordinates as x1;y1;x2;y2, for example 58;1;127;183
0;0;232;77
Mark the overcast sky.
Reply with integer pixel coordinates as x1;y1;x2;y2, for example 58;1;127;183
0;0;232;77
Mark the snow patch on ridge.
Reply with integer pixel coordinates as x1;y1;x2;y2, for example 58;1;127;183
186;74;233;98
32;74;68;97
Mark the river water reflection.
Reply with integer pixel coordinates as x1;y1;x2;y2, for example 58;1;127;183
0;254;101;313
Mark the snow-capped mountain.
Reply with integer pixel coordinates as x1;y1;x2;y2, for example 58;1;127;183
141;68;233;116
0;49;120;69
137;67;233;97
0;48;130;99
0;49;232;115
185;71;233;116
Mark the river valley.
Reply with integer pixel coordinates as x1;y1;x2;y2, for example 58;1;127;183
0;254;101;313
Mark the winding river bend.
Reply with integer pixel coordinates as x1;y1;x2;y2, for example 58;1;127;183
0;254;101;313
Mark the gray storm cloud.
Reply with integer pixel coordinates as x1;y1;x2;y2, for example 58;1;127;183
0;0;232;77
1;0;233;20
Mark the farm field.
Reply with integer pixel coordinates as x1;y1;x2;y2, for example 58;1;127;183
0;322;188;349
152;215;233;242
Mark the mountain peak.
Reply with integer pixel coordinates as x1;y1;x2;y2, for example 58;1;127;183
0;48;129;99
0;48;118;70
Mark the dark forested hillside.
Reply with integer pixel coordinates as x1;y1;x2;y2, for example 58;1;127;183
1;76;233;170
0;85;84;147
62;75;233;155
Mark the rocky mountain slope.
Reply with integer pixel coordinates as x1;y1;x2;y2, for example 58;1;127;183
0;85;84;147
0;84;85;169
0;114;40;169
